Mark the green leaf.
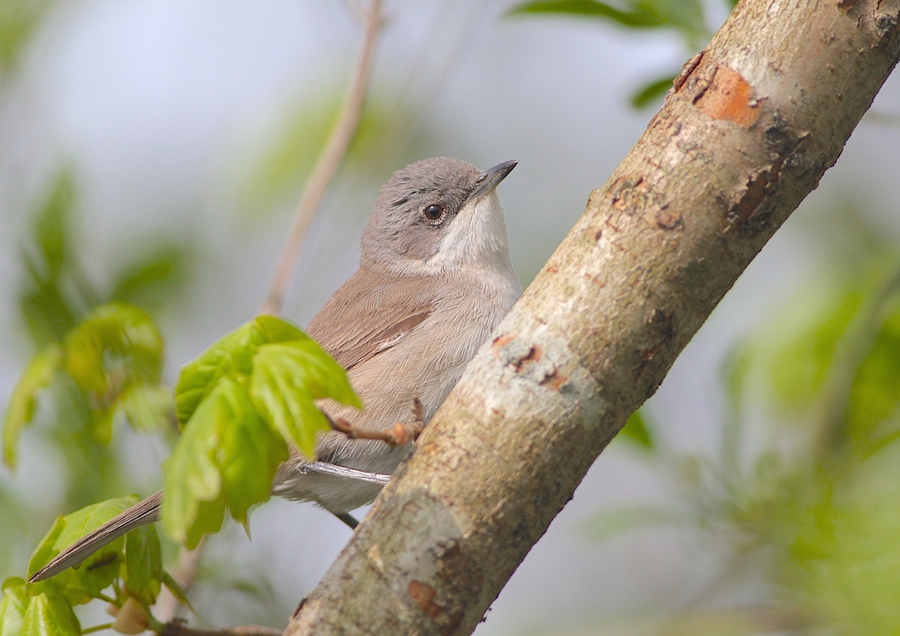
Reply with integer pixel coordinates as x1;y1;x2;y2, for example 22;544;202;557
175;315;358;428
32;169;74;280
162;377;288;548
250;338;360;457
165;315;359;547
19;590;80;636
28;498;165;609
26;517;66;590
617;409;655;451
252;318;358;408
767;289;862;410
119;384;175;434
110;243;192;311
160;571;191;607
60;303;164;445
0;0;55;73
507;0;667;27
845;305;900;449
28;497;140;600
174;321;266;427
507;0;709;49
62;303;163;396
123;524;162;605
777;447;900;632
17;168;82;348
3;344;62;468
0;578;28;636
630;75;674;108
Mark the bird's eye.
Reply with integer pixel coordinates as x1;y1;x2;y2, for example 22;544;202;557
422;204;446;224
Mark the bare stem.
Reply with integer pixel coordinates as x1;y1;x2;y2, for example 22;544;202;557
162;620;281;636
155;543;203;624
261;0;384;316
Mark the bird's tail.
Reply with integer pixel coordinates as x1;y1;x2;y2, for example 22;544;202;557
29;490;163;582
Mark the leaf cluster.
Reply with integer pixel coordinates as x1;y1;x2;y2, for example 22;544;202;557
1;497;187;636
3;303;171;469
162;315;360;549
2;312;359;635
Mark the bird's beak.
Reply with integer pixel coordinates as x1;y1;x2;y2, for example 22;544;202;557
469;160;518;201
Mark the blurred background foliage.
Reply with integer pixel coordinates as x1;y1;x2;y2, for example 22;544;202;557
239;89;428;216
1;0;899;634
508;0;740;107
601;241;900;633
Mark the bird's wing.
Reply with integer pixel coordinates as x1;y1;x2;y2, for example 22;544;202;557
306;268;436;371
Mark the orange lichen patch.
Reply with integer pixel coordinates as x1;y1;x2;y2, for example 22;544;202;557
491;333;516;356
514;344;543;369
408;580;441;618
695;66;761;127
539;368;569;391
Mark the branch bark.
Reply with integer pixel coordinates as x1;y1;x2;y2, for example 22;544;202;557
286;0;900;633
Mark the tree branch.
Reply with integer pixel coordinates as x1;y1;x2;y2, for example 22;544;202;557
162;620;280;636
284;0;900;633
261;0;383;316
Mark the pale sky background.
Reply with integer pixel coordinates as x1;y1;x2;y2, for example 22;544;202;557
1;1;899;634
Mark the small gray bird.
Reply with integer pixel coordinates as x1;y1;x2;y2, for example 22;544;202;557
30;157;521;581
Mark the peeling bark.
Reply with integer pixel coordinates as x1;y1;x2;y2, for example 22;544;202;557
285;0;900;634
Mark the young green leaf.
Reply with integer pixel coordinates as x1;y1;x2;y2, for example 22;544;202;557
119;384;175;434
19;590;80;636
28;497;143;601
250;339;360;457
507;0;666;27
630;75;674;108
109;243;192;311
25;518;66;590
2;344;62;468
258;339;359;407
165;315;359;547
507;0;707;41
174;316;341;427
160;571;190;607
62;303;163;396
17;168;81;348
617;409;656;451
162;377;288;549
123;525;163;606
173;321;266;426
0;578;28;636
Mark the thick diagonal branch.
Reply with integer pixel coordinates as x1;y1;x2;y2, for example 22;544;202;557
286;0;900;634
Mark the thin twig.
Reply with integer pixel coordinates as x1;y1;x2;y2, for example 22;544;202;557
261;0;384;316
155;543;203;623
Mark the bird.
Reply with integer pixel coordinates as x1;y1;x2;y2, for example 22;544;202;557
29;156;521;582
